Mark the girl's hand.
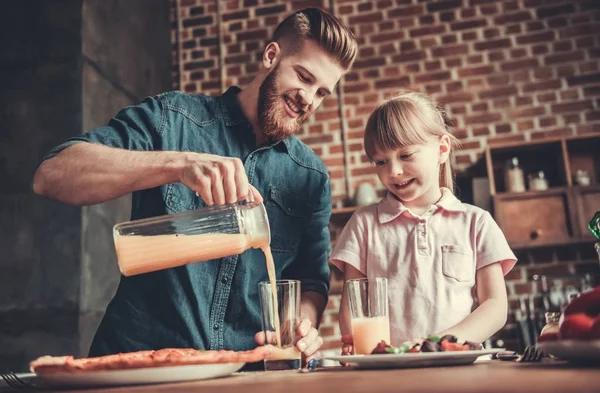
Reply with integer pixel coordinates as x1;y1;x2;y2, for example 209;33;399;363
341;334;354;356
339;334;354;366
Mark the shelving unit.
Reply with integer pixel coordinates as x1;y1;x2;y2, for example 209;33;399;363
485;133;600;249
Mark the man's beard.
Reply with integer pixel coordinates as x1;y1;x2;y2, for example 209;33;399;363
257;64;309;142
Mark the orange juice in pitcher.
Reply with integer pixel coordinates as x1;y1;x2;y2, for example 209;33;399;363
113;202;270;276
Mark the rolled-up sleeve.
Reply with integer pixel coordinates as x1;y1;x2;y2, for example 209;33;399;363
41;96;163;162
282;177;332;301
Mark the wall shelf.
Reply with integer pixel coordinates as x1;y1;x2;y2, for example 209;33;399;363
486;133;600;250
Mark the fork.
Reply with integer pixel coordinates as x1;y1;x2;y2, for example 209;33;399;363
0;372;35;389
517;345;544;362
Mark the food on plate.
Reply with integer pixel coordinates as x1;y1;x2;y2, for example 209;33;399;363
562;286;600;317
558;286;600;340
589;316;600;340
370;335;479;355
537;332;560;342
30;346;273;374
559;313;594;340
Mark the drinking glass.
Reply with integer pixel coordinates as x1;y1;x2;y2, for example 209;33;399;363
346;277;390;355
258;280;302;370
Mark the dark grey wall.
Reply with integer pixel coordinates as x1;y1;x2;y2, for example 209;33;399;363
0;0;171;372
79;0;172;356
0;0;84;372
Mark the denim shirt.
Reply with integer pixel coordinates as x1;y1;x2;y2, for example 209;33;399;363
43;87;332;356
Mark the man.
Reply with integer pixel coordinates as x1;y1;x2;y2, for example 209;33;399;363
33;7;357;365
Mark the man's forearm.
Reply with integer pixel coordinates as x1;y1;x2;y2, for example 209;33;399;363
300;291;327;329
33;143;184;205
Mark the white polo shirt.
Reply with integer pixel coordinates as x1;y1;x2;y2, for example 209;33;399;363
330;188;517;344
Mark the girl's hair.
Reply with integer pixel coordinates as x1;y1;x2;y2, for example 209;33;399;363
364;91;460;192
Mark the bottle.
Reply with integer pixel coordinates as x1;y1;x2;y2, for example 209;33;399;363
504;157;526;192
574;169;591;186
592;211;600;265
589;211;600;239
527;171;549;191
113;202;270;276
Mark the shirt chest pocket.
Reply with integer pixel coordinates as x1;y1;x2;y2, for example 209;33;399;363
165;183;204;213
265;186;311;253
441;245;475;283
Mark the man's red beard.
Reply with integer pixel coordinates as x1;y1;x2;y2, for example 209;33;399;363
257;64;310;142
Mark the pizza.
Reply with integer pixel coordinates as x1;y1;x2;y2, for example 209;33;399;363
30;346;273;374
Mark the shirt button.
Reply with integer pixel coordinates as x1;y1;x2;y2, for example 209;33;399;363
213;324;219;331
221;277;228;284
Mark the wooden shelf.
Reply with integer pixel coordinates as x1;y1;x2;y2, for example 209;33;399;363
493;187;569;200
486;133;600;250
509;237;596;251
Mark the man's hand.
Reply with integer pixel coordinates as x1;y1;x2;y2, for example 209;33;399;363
179;152;262;205
254;318;323;363
295;319;323;362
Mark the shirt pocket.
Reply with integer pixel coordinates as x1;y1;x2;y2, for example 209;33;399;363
265;185;311;253
165;183;205;213
441;245;475;283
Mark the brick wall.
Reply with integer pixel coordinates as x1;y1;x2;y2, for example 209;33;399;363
171;0;600;352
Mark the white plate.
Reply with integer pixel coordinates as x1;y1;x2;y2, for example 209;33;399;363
325;349;504;369
537;340;600;363
36;362;244;387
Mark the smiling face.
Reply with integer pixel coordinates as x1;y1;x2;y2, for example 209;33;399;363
371;135;450;210
257;40;344;142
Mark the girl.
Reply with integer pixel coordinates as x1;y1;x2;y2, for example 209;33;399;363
330;91;517;353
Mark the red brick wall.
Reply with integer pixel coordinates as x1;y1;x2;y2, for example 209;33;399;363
171;0;600;352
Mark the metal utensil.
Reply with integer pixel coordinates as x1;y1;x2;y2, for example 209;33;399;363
564;285;580;303
549;286;566;310
0;372;36;389
496;350;519;361
540;275;551;313
581;273;594;293
516;296;532;351
527;294;540;344
518;346;544;362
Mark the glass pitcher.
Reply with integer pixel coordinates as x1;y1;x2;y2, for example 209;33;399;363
113;202;270;276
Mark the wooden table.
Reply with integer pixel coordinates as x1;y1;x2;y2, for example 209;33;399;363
5;359;600;393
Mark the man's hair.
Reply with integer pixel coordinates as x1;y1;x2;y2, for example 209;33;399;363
272;7;357;72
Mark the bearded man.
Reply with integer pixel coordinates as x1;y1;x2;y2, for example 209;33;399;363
33;7;357;367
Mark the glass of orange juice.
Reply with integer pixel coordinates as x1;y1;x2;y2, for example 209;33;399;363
346;277;390;355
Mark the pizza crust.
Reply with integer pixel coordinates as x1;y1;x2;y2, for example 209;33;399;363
30;346;274;374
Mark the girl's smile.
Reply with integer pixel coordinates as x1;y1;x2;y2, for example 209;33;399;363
393;178;415;190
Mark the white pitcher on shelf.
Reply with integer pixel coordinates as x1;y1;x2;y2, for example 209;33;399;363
353;182;378;206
